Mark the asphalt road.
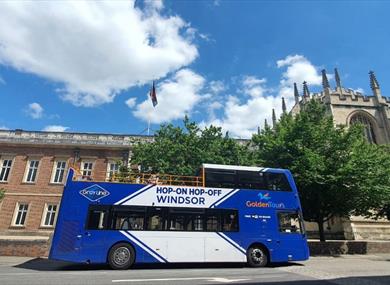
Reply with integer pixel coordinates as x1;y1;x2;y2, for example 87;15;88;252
0;255;389;285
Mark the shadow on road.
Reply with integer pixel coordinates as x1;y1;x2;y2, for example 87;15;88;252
14;258;302;271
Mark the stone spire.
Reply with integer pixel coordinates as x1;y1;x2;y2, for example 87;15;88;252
264;118;269;129
335;68;341;88
282;97;287;113
303;81;310;98
294;82;300;104
369;70;381;99
321;69;330;89
272;108;277;128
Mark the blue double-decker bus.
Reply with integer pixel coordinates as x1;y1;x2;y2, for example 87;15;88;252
49;164;309;269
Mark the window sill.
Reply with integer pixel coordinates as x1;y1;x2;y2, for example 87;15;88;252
48;182;64;186
21;182;36;185
0;181;9;184
39;225;55;229
9;225;26;229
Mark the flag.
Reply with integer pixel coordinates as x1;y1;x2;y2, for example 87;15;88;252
149;81;158;107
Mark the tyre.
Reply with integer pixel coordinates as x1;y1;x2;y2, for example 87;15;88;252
108;243;135;270
247;245;268;267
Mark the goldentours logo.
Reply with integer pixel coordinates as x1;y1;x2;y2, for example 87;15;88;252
79;184;110;202
246;192;285;208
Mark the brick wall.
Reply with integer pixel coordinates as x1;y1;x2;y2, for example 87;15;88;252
0;239;49;257
0;145;127;236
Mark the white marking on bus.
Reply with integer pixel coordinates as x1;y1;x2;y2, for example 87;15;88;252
120;231;166;263
115;185;152;205
217;232;247;254
212;189;240;207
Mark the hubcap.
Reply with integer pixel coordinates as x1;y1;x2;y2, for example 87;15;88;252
251;248;264;264
113;247;130;266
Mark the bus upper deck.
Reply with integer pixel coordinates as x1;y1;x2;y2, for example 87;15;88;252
72;163;295;193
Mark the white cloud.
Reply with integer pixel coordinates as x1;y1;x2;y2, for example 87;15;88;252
200;76;281;138
0;1;198;107
277;54;323;111
0;125;9;130
351;87;364;94
125;97;137;108
26;102;44;119
132;69;205;124
242;76;267;98
209;80;225;94
277;54;322;86
201;55;325;138
42;125;69;132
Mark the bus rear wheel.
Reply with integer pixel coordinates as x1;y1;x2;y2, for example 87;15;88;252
247;246;268;267
108;243;135;270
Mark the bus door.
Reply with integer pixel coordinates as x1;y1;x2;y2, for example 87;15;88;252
275;210;306;261
81;205;110;262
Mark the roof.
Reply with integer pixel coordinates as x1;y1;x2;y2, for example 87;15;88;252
202;163;267;172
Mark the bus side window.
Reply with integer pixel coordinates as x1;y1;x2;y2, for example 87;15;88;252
168;208;205;231
205;169;236;188
237;171;266;190
111;206;146;230
266;173;292;192
205;209;220;231
146;207;167;231
221;210;238;232
278;211;302;233
87;207;109;230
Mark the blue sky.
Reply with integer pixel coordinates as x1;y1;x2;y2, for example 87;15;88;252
0;0;389;138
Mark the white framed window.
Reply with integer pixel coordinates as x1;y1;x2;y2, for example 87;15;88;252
24;159;40;183
81;161;94;177
41;203;58;227
51;160;67;184
0;157;13;182
12;203;29;226
106;160;120;181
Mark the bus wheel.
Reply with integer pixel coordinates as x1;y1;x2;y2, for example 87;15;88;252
247;246;268;267
108;243;135;270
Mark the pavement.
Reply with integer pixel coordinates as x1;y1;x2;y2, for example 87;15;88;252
0;255;389;285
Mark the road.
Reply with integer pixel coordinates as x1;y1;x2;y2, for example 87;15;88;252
0;255;389;285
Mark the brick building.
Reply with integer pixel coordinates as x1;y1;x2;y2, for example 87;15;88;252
0;130;151;256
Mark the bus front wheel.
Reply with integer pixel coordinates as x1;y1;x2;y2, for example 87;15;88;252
247;246;268;267
108;243;135;270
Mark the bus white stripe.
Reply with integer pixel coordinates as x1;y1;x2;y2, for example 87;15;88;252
213;189;240;207
114;185;152;205
119;231;166;263
217;232;246;253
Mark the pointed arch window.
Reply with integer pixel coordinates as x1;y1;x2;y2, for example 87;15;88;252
350;114;377;144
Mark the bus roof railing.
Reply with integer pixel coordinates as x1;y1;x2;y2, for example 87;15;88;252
69;165;204;187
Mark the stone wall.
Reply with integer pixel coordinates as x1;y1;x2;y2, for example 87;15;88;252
309;240;390;255
0;238;49;257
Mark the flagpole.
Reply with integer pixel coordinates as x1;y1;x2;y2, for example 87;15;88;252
147;119;150;136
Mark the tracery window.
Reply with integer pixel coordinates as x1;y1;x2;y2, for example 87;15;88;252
350;114;377;144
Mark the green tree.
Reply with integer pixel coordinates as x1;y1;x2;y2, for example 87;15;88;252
131;117;252;176
252;100;390;241
0;188;5;202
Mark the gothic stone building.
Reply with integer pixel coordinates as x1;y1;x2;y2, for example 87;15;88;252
291;69;390;240
0;130;151;256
